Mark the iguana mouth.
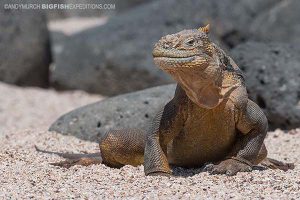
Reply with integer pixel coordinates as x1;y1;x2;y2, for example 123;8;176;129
152;46;202;58
153;56;196;62
153;56;197;70
153;55;210;71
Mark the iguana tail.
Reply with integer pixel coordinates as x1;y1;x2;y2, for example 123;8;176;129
35;145;102;168
261;158;295;171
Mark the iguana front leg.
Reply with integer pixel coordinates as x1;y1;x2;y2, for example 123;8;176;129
208;100;268;176
144;87;187;176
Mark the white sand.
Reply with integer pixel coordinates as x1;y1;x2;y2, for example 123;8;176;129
0;129;299;199
48;17;108;35
0;83;102;134
0;82;299;199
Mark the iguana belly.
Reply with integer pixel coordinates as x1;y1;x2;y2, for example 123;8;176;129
168;99;237;167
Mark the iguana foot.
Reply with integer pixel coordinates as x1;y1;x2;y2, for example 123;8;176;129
207;158;252;176
51;157;102;168
147;172;172;177
261;158;295;171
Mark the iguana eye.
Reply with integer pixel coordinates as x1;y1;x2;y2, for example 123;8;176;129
186;39;195;46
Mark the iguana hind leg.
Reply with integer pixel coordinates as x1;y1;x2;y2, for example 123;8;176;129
100;129;145;168
51;156;103;168
261;158;295;171
35;145;103;168
257;144;295;171
36;129;146;168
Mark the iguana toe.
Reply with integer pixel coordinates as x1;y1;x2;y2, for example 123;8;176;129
147;172;172;177
203;163;214;172
50;159;79;168
51;157;102;168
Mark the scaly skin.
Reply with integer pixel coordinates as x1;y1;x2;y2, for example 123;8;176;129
39;25;294;176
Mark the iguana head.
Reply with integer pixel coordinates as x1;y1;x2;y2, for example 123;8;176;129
153;25;241;109
153;24;213;71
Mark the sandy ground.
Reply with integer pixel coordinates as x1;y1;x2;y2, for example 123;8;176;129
48;17;108;35
0;82;299;199
0;83;102;134
0;129;299;199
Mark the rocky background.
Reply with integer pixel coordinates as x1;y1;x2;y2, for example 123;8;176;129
1;0;299;134
0;0;299;198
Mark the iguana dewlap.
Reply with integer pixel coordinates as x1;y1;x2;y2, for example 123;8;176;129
39;25;294;176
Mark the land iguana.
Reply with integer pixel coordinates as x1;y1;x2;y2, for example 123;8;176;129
37;25;294;176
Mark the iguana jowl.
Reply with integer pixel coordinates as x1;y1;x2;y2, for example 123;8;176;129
37;25;294;176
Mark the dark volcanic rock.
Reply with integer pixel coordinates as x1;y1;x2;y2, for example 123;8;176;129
49;84;176;141
50;43;300;139
51;0;281;95
231;42;300;129
250;0;300;43
0;2;51;87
